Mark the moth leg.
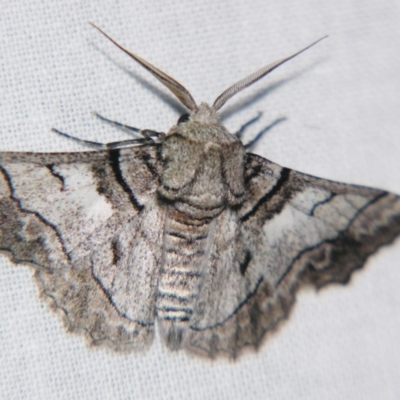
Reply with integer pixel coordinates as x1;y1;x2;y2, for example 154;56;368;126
235;111;263;139
92;111;165;139
244;117;287;150
51;127;150;149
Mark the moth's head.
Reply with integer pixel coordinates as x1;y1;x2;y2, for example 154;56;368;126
89;23;327;124
177;103;219;126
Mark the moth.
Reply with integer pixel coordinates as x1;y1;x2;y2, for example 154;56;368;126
1;24;399;359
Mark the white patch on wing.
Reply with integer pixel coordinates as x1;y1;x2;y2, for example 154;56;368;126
5;162;114;252
261;188;370;283
55;164;114;223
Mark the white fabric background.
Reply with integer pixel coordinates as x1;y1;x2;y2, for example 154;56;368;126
0;1;399;399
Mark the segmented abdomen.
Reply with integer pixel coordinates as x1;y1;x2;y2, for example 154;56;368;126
156;208;214;323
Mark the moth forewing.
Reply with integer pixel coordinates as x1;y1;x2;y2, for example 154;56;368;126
0;26;399;359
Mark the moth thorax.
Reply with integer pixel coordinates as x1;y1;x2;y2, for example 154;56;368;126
158;125;246;219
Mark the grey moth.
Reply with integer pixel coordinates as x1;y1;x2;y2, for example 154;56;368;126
1;24;399;359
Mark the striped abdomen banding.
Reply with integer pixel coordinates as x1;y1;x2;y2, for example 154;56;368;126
156;208;214;323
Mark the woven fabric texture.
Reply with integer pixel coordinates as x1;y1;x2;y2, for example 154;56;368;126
0;1;399;399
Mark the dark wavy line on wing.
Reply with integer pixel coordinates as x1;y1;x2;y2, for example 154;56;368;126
108;149;144;212
240;167;291;222
0;165;72;263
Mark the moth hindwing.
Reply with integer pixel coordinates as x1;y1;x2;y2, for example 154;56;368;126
1;25;399;359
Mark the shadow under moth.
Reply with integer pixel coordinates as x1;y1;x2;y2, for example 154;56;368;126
1;24;399;359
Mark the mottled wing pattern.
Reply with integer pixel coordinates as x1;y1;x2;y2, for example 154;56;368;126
186;153;400;357
0;145;163;352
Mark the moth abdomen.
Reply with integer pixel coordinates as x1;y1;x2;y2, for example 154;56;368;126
156;208;214;346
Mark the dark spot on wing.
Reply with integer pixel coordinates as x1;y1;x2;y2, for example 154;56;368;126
239;250;252;275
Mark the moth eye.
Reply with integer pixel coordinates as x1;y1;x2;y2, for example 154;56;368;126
177;113;190;124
